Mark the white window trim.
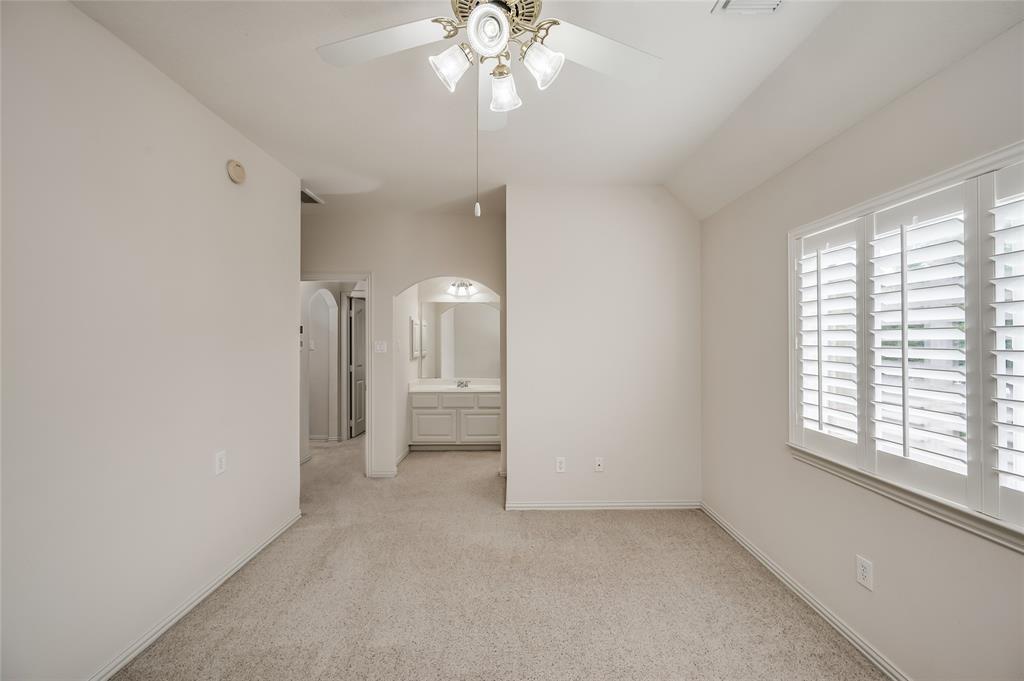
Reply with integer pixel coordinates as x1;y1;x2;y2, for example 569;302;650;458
787;141;1024;555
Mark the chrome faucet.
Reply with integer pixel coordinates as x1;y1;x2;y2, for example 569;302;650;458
456;379;470;388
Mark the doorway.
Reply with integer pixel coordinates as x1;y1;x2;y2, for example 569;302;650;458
299;275;370;472
393;276;503;475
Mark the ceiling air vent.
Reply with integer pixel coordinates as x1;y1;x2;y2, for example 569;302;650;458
711;0;782;14
300;188;325;205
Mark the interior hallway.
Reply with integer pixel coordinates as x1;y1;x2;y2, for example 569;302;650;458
113;440;883;681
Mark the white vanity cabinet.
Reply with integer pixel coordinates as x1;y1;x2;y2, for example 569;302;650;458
409;390;501;446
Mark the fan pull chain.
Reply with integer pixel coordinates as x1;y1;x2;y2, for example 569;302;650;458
474;65;481;218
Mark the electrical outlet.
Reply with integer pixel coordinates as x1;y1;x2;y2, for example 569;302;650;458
214;450;227;476
555;457;566;473
855;555;873;591
594;457;604;472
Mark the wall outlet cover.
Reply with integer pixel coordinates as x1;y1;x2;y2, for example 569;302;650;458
374;340;387;353
214;450;227;476
855;554;873;591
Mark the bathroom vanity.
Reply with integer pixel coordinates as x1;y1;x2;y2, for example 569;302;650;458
408;380;501;448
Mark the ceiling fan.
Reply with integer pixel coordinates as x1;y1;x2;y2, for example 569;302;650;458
317;0;662;131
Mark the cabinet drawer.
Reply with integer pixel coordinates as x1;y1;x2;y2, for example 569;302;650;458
441;393;476;409
412;410;457;443
476;393;501;409
459;409;501;443
410;393;439;409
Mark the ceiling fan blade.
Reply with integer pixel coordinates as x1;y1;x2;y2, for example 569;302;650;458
477;64;507;131
544;21;661;83
317;18;446;68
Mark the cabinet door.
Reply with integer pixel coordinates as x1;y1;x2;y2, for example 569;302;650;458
412;410;457;443
459;409;501;443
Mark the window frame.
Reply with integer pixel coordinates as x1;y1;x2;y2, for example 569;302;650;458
787;142;1024;554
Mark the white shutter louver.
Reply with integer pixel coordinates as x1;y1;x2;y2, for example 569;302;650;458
798;224;858;444
869;184;968;476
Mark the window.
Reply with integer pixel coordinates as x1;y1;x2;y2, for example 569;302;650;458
789;149;1024;536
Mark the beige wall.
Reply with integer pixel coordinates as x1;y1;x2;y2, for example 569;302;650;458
394;283;420;464
301;199;506;476
699;23;1024;681
1;3;300;679
505;185;701;507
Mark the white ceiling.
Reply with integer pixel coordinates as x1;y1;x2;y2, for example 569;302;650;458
75;0;837;211
668;1;1024;219
74;1;1024;217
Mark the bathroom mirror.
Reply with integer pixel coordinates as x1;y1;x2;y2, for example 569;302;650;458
418;301;500;379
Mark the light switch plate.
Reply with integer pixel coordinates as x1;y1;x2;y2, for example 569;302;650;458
594;457;604;472
555;457;566;473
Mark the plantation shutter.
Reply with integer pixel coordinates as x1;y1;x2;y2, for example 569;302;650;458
795;220;861;460
985;160;1024;527
868;183;970;501
790;150;1024;536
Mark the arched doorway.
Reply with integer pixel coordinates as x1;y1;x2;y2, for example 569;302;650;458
307;288;339;445
393;276;504;476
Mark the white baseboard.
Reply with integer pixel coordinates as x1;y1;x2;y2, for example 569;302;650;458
700;504;908;681
367;470;397;478
89;511;302;681
300;454;312;465
396;447;410;466
505;499;701;510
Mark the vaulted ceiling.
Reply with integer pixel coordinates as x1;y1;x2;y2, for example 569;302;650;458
76;1;1024;217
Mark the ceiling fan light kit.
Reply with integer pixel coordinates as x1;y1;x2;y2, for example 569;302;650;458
317;1;661;115
316;0;662;214
427;1;569;111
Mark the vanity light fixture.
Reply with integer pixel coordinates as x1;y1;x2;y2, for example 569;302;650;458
447;280;479;297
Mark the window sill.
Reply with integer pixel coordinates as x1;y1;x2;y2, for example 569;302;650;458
787;442;1024;555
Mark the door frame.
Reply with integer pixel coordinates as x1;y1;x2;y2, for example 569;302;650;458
348;294;367;438
301;271;373;478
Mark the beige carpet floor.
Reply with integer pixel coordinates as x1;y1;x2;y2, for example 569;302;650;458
114;438;884;681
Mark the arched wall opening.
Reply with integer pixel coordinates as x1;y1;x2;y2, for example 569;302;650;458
392;275;505;481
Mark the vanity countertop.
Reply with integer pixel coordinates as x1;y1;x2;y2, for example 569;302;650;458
408;382;500;394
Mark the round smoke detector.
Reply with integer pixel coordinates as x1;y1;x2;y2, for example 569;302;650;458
226;159;246;184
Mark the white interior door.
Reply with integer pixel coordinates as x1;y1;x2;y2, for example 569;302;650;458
350;297;367;437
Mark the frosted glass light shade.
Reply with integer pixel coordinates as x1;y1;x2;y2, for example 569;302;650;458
523;41;564;90
428;43;472;93
466;3;510;58
489;72;522;112
447;280;478;297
